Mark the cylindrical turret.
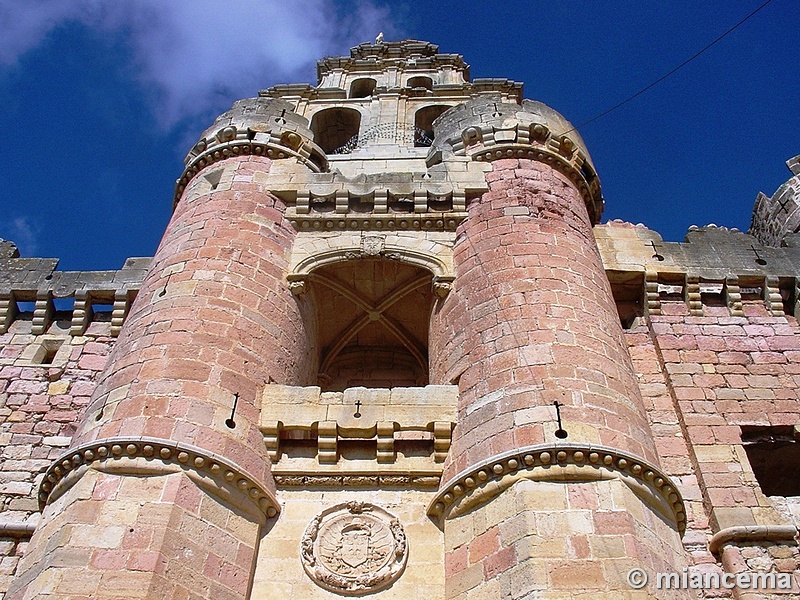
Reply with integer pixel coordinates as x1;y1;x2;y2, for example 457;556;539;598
428;97;688;598
8;100;318;599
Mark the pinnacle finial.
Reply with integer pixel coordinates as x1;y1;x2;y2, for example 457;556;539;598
375;31;384;44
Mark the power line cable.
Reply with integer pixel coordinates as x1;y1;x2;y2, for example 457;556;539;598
567;0;774;134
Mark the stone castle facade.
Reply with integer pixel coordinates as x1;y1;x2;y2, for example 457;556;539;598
1;39;799;598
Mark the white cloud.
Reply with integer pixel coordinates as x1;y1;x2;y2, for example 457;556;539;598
0;217;41;257
0;0;392;126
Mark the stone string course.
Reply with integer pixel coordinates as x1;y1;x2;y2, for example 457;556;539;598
38;436;279;519
428;442;686;532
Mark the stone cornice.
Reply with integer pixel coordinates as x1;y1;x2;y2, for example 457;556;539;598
287;212;466;233
39;436;280;521
174;133;327;208
317;40;468;81
274;473;441;489
709;525;799;555
434;123;603;223
428;443;686;534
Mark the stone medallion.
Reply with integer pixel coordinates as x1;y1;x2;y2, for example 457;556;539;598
301;501;408;594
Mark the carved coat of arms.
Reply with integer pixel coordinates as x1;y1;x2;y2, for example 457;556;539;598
301;502;408;594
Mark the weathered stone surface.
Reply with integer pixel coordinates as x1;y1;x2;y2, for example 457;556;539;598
2;38;800;600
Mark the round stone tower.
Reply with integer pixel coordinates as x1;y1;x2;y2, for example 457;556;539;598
8;100;321;599
9;40;688;599
426;98;689;598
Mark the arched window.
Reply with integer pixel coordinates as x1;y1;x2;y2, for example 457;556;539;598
407;76;433;91
349;78;377;98
414;105;451;147
311;259;433;391
311;108;361;154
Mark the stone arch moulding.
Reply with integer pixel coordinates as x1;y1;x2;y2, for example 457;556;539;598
286;239;455;298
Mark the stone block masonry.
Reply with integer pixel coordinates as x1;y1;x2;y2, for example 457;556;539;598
0;319;117;595
2;38;800;599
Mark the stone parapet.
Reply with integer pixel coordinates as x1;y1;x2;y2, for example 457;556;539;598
260;384;456;473
429;96;603;222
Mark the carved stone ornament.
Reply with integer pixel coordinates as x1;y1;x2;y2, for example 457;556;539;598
361;235;385;256
301;501;408;595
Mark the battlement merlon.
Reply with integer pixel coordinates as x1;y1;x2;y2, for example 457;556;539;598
0;245;149;336
0;247;149;297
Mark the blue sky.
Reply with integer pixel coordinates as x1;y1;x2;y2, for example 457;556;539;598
0;0;797;270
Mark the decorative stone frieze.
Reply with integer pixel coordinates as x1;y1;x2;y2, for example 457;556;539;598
38;436;280;520
428;443;687;534
287;212;465;233
301;502;408;595
175;135;326;206
275;474;440;488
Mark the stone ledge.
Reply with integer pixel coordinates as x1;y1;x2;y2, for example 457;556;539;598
175;137;326;207
428;442;686;534
0;522;37;538
709;525;799;555
287;213;466;233
274;473;440;489
39;436;280;521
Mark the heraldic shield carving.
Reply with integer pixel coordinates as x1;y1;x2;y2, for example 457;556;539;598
301;501;408;594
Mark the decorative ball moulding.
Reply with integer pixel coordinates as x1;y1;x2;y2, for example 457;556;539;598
288;215;463;232
38;436;280;519
173;134;325;207
470;144;598;217
428;442;686;534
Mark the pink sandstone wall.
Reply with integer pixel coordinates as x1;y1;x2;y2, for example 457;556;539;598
430;158;687;598
430;157;659;478
6;155;317;599
0;319;113;594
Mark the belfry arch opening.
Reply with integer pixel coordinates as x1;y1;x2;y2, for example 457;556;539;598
349;78;377;98
309;259;433;391
407;76;433;91
414;104;451;147
310;107;361;154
